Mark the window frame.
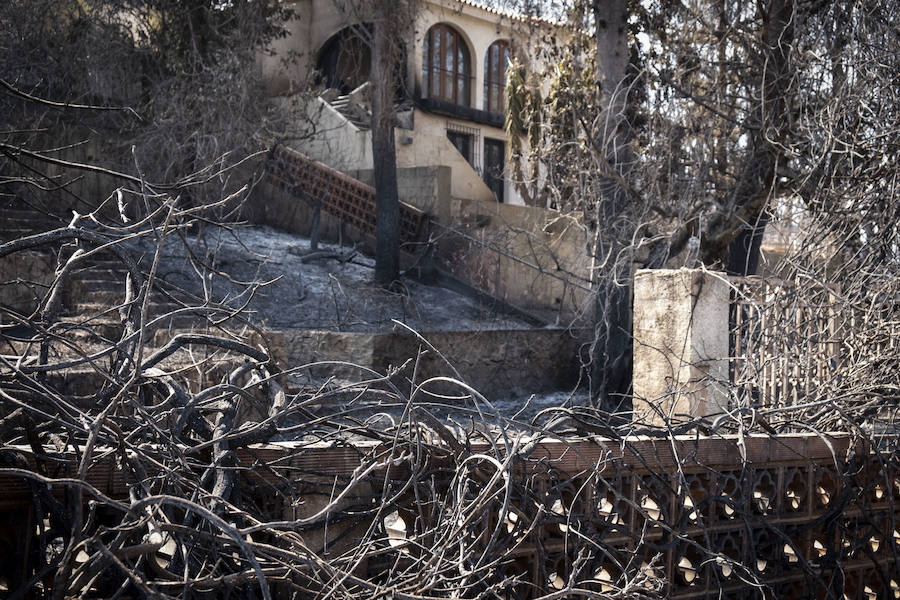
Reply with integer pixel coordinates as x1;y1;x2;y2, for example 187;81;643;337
483;40;510;114
483;137;506;203
422;24;471;107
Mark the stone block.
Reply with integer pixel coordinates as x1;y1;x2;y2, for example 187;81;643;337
632;268;730;425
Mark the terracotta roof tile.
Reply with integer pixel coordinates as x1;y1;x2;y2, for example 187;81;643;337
450;0;561;26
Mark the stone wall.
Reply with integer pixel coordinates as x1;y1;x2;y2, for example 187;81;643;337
435;198;593;323
262;327;584;398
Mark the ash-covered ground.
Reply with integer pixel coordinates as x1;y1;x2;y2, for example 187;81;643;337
146;224;532;332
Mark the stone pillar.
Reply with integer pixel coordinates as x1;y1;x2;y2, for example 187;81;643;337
632;268;730;426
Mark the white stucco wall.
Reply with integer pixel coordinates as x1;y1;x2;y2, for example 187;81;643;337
398;111;495;203
284;97;374;172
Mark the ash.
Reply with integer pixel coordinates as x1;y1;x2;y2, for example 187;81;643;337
145;224;533;332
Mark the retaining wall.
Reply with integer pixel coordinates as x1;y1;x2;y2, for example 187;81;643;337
261;327;584;398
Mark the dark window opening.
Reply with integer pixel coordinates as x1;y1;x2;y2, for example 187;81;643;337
447;130;472;164
317;26;407;101
317;28;372;94
446;121;481;173
483;40;510;114
484;138;505;203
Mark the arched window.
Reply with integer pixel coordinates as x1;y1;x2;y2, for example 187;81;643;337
484;40;510;113
422;24;471;106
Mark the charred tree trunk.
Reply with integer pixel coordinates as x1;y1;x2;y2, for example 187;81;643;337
371;0;400;286
718;0;795;276
591;0;633;414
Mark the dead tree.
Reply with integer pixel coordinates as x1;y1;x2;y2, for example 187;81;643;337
370;0;403;285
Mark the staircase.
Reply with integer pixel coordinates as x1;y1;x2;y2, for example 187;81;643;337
328;94;371;130
0;200;202;337
1;199;250;403
65;258;198;335
0;202;63;243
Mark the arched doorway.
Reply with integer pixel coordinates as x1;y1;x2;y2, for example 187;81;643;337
316;27;372;94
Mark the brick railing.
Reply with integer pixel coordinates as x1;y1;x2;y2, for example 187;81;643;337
264;145;428;247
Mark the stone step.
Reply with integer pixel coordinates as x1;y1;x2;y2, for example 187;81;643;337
63;306;210;337
70;279;127;297
57;319;125;341
68;277;195;311
1;218;54;230
75;288;129;306
0;207;60;220
70;298;184;316
71;266;126;279
328;97;371;130
0;225;56;238
72;276;180;296
66;301;127;319
1;364;212;404
0;207;63;234
73;276;123;286
69;270;122;283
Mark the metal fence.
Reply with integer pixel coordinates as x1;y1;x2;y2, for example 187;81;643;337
729;277;843;408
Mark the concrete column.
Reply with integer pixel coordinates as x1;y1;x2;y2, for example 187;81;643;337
632;268;730;426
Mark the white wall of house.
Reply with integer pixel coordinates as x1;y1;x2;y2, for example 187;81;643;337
396;112;496;204
263;0;559;209
295;98;375;172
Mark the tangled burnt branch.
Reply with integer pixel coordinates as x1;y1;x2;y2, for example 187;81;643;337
0;5;898;589
0;138;897;599
0;179;897;598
